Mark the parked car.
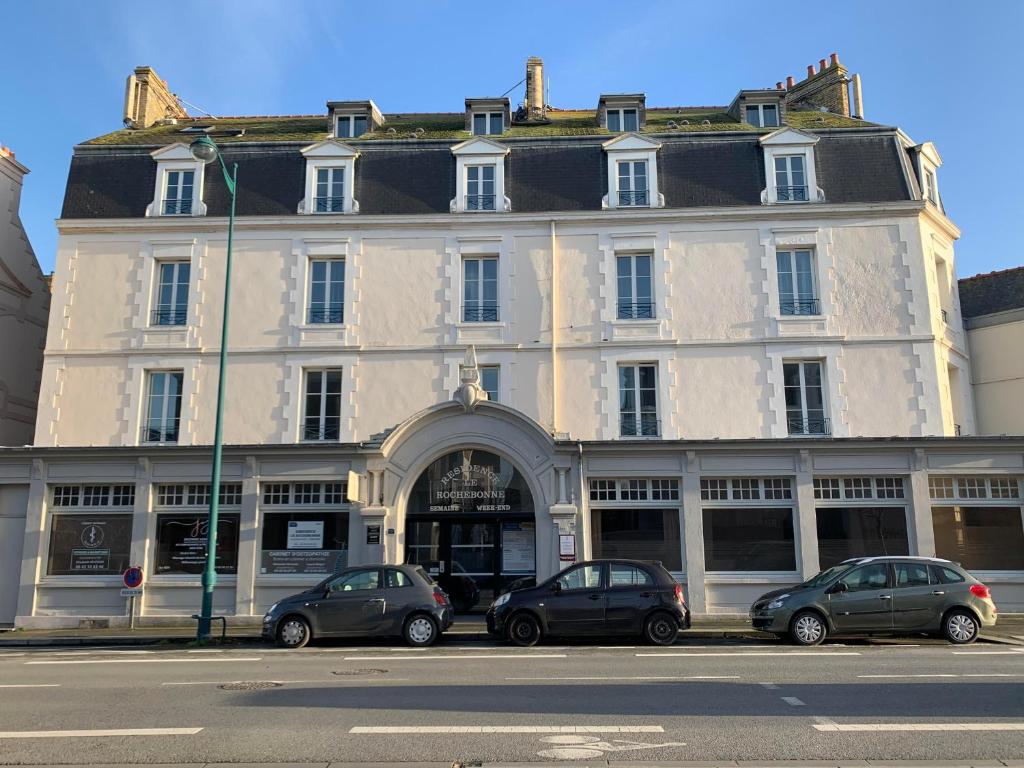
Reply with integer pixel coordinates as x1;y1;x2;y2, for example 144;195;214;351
262;564;453;648
749;556;997;645
486;559;690;647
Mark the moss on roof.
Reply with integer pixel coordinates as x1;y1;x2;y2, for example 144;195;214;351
82;107;878;147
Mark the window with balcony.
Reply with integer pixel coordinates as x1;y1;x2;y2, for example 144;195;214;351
472;112;504;136
619;363;659;437
616;253;654;319
143;371;183;444
307;259;344;324
300;141;359;215
783;361;829;435
465;165;496;211
776;249;819;315
607;108;639;132
335;114;368;139
152;261;190;326
616;160;649;207
745;103;779;127
314;168;345;213
774;155;808;202
463;256;498;322
162;170;194;215
479;365;500;402
302;369;342;441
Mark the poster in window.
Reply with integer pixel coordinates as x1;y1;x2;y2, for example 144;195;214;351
287;520;324;549
260;512;349;575
47;515;133;576
155;514;240;575
501;521;535;572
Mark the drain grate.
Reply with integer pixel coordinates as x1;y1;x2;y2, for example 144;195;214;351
217;681;283;690
332;668;388;676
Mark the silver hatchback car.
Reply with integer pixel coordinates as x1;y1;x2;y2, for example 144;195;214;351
750;556;998;645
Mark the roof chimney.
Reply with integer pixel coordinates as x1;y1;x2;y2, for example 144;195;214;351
786;75;796;88
830;52;840;66
525;56;546;120
123;66;187;129
852;73;864;118
776;81;784;90
819;58;827;72
806;64;815;78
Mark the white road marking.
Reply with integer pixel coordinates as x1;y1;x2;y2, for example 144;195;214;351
636;651;861;657
505;675;740;681
859;674;957;678
859;673;1024;679
951;650;1024;655
781;696;806;706
343;654;567;661
25;657;262;665
0;684;60;688
350;725;665;734
758;682;780;690
0;727;203;739
160;678;409;686
813;722;1024;732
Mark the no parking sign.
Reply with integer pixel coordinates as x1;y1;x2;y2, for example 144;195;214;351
121;565;144;595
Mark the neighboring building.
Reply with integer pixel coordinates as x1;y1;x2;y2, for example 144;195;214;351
959;266;1024;435
2;55;1022;630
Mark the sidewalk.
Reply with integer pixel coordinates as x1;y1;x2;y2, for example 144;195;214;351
2;614;1021;648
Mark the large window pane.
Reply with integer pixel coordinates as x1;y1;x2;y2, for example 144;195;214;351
591;509;681;570
260;511;349;575
155;513;240;575
702;507;796;571
932;506;1024;570
816;507;909;569
46;514;133;575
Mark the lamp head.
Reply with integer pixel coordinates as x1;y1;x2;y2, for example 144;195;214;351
189;135;219;164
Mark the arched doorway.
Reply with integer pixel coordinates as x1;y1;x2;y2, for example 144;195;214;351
405;448;536;612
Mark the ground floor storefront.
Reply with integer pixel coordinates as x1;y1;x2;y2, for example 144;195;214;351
1;401;1023;627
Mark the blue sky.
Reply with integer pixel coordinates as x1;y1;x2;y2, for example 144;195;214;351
2;0;1021;277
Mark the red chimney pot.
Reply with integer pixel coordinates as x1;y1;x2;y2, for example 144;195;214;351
830;52;839;66
819;58;827;72
776;81;784;90
807;65;815;78
786;75;796;88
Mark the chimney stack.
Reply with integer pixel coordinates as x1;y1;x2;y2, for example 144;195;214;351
525;56;546;120
786;75;796;88
123;66;187;129
786;52;851;116
807;64;816;78
852;73;864;118
830;52;840;66
776;81;784;90
819;58;827;72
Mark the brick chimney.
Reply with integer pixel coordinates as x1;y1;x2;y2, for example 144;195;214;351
123;66;187;129
785;52;850;116
524;56;546;120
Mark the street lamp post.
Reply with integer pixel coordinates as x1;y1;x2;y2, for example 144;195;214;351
189;135;238;641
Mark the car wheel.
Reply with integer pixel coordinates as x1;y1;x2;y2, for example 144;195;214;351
643;611;679;646
403;614;439;647
790;611;827;646
943;609;979;644
507;613;541;647
276;616;311;649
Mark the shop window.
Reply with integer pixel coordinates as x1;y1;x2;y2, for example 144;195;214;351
155;514;240;575
591;508;682;570
260;511;349;575
46;514;133;576
701;477;792;501
815;507;910;569
932;506;1024;570
702;507;796;571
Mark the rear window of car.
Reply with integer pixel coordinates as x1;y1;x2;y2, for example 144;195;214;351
609;564;654;587
412;566;436;585
895;562;932;587
931;565;966;584
387;569;414;588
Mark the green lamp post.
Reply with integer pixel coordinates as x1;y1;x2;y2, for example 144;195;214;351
189;135;238;641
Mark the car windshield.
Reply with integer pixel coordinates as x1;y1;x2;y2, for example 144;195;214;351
801;564;853;587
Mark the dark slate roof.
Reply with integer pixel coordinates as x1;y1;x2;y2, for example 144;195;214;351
958;267;1024;318
61;130;913;219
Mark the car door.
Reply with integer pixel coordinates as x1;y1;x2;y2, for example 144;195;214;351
314;568;386;635
827;562;894;632
382;568;421;634
892;562;944;631
605;564;658;634
545;563;607;635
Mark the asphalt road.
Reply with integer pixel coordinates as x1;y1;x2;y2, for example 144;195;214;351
0;636;1022;766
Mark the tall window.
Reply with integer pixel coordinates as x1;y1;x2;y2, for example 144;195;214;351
616;253;654;319
466;165;496;211
776;250;818;315
783;361;828;435
745;103;779;127
619;364;658;437
162;170;194;215
308;259;344;324
479;365;500;402
143;371;183;444
335;114;368;138
617;161;649;207
924;169;938;205
303;369;342;441
314;168;345;213
472;113;503;136
607;108;639;132
774;155;807;202
153;261;190;326
463;256;498;321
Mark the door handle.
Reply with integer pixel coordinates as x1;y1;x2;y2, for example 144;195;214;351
640;592;655;598
365;598;385;603
878;594;892;600
932;590;945;595
588;593;603;601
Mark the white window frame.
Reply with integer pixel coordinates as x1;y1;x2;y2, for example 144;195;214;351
298;140;359;215
915;141;943;211
617;362;660;438
759;128;822;205
146;143;207;217
301;367;343;442
151;260;191;327
335;113;369;139
602;134;663;210
775;249;819;316
312;167;346;214
142;369;184;444
465;164;497;211
471;112;505;136
744;102;780;128
606;107;639;132
478;364;500;403
615;252;655;320
462;255;499;322
306;258;345;325
782;359;829;436
450;138;510;213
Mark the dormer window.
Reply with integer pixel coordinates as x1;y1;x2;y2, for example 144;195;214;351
914;141;943;211
598;94;646;132
617;161;649;207
745;103;779;127
774;155;807;202
146;143;206;218
607;108;639;132
450;138;510;213
314;168;345;213
335;114;368;139
326;100;383;139
472;113;504;136
602;134;663;210
759;128;823;205
466;165;495;210
163;170;194;215
465;98;510;137
299;140;359;215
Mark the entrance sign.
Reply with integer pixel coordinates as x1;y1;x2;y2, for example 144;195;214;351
412;449;533;517
366;525;382;545
122;566;144;589
559;533;577;562
287;520;324;549
502;521;535;572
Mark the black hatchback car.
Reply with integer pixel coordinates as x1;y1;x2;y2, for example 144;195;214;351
486;559;690;646
262;564;453;648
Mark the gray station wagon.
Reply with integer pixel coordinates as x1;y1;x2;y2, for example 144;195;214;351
749;556;997;645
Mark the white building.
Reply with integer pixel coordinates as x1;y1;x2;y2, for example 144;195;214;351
2;55;1022;629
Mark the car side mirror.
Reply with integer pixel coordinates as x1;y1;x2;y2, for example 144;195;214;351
828;581;848;595
551;581;562;594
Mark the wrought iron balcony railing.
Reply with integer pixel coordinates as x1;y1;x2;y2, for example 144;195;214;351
302;422;341;441
780;299;821;316
313;196;345;213
466;194;496;211
787;416;831;436
162;199;193;215
307;307;344;324
463;303;499;322
776;185;809;202
140;425;179;444
620;413;661;438
151;308;188;326
617;190;650;207
617;302;656;320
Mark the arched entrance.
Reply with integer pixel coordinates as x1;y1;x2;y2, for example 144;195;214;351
405;448;536;612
